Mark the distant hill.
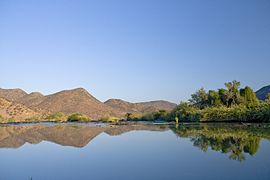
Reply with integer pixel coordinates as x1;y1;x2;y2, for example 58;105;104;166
256;85;270;100
0;87;177;120
105;99;177;115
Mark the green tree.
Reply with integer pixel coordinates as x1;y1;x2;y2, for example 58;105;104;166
224;80;241;107
218;88;228;106
208;90;222;107
152;110;168;121
240;86;259;106
174;102;200;122
125;113;133;121
189;88;208;109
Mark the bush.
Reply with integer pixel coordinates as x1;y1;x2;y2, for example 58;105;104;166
172;102;201;122
100;116;121;123
67;113;91;122
132;110;171;121
140;113;155;121
25;116;41;122
200;103;270;122
45;112;67;122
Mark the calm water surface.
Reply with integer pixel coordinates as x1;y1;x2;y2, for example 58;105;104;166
0;123;270;180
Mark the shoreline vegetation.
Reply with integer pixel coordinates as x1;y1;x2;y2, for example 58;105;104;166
0;80;270;124
130;80;270;123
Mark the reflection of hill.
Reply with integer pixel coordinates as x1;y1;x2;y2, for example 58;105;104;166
0;124;167;148
105;124;168;136
171;124;270;161
1;123;269;161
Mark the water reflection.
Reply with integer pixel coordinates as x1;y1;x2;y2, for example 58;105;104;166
171;124;270;161
0;123;269;161
0;123;168;148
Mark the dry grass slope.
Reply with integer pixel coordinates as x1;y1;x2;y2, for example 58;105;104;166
0;98;40;121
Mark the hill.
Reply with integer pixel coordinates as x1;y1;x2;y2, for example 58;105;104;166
0;87;177;121
256;85;270;100
104;99;177;115
33;88;122;119
0;88;27;101
0;97;39;122
17;92;46;108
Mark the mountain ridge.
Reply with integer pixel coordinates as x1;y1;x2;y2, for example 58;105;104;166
0;87;176;121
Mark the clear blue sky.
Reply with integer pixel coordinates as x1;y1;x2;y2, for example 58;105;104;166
0;0;269;103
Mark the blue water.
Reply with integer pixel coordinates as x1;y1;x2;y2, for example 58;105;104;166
0;123;269;180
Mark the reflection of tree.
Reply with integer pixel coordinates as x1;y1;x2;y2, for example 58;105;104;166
192;136;260;161
171;124;269;162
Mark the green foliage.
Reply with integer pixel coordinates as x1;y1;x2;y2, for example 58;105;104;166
189;88;208;109
201;104;269;122
175;116;179;124
121;80;270;123
173;102;200;122
132;110;171;121
154;110;169;121
8;118;16;123
208;90;222;107
266;93;270;104
169;80;270;122
140;113;154;121
100;116;121;123
124;113;140;121
25;116;41;122
45;112;67;122
224;80;241;107
124;113;141;121
218;88;228;106
188;81;244;109
240;86;259;106
0;115;3;121
171;124;269;161
67;113;91;122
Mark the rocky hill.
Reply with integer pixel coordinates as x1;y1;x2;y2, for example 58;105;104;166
256;85;270;100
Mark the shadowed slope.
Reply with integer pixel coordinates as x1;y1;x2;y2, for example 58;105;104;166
256;85;270;100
